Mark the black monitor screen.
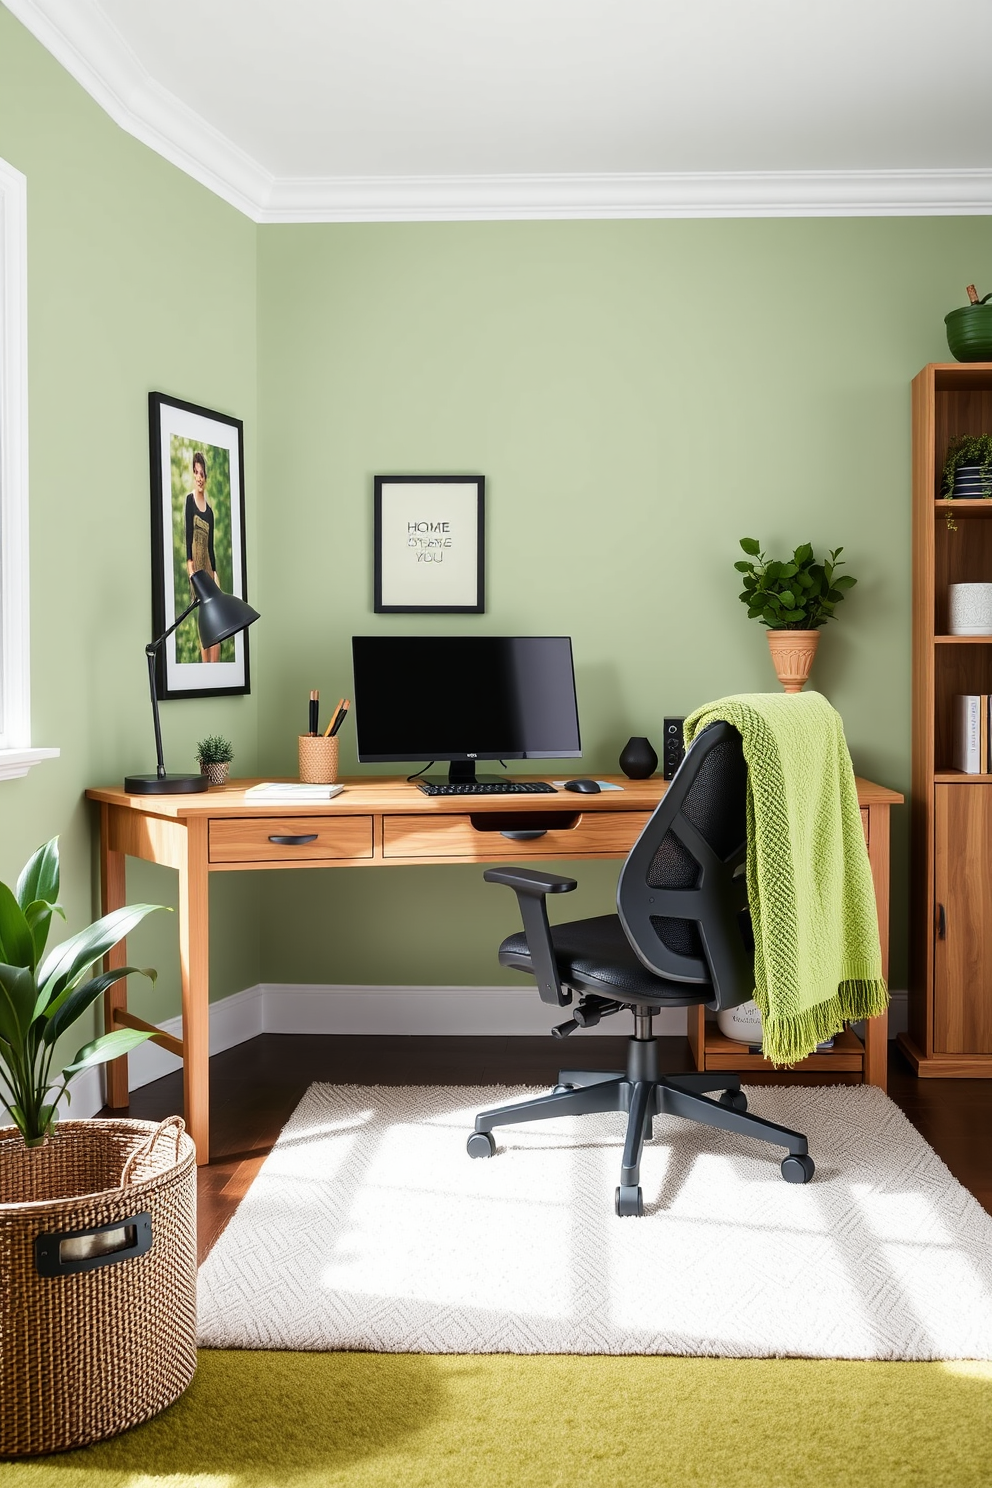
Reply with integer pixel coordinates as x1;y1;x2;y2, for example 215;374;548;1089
352;636;581;762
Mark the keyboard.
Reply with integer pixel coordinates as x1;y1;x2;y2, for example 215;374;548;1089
417;780;557;797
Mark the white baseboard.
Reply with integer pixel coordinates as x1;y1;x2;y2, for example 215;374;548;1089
19;982;909;1124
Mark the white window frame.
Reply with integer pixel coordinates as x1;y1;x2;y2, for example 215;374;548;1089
0;156;57;778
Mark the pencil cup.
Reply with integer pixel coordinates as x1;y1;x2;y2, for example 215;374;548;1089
298;735;339;784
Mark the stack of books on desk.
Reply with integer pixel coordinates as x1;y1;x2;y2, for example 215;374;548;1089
244;782;344;802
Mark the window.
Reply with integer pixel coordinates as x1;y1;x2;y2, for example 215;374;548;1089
0;155;56;778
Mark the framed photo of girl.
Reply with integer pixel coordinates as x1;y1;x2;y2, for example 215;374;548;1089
149;392;250;699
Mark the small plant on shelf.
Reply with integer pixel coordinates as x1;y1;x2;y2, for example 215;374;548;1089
941;433;992;530
735;538;856;629
196;734;234;786
941;433;992;497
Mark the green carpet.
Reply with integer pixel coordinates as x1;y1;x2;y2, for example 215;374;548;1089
6;1351;992;1486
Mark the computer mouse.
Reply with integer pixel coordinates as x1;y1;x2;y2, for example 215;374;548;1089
564;778;601;794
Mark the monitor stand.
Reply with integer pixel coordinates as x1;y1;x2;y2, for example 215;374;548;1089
422;761;506;789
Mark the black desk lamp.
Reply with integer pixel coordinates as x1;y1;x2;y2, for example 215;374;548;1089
124;570;260;795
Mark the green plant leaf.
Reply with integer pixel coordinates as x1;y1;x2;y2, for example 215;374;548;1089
739;537;761;556
833;574;857;590
16;838;60;913
38;904;166;1011
43;966;157;1046
0;961;37;1045
794;543;813;564
62;1026;153;1076
0;883;35;970
23;899;65;966
733;561;753;573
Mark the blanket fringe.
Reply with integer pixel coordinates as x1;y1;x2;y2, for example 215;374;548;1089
759;979;889;1067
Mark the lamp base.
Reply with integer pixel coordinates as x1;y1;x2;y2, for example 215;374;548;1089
124;772;209;795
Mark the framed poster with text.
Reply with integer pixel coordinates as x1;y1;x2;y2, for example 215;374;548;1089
373;475;485;613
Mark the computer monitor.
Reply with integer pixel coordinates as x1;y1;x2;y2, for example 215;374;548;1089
352;635;581;785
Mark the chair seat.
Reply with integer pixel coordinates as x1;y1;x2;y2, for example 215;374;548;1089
499;914;711;1007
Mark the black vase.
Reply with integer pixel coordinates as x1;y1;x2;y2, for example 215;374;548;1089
619;736;658;779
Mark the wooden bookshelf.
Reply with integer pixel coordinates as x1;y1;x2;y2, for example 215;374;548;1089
901;363;992;1077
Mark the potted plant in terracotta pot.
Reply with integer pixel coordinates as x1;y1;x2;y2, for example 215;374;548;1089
0;838;198;1455
735;537;857;692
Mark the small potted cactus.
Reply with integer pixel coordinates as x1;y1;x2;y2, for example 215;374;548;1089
196;734;234;786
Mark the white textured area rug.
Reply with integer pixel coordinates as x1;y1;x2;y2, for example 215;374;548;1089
197;1082;992;1360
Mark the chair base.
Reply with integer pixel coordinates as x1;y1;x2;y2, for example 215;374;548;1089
468;1035;814;1213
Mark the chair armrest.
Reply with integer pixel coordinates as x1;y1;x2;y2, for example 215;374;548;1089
484;866;577;1007
483;867;578;896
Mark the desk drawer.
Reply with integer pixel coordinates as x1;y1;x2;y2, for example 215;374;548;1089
382;811;652;861
209;815;373;864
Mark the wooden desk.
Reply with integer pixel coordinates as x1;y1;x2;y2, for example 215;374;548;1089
87;774;901;1163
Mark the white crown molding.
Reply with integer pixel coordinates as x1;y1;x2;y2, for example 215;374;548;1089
260;169;992;223
8;2;992;221
4;0;272;219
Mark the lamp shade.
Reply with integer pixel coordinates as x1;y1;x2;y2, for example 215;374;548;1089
189;569;260;648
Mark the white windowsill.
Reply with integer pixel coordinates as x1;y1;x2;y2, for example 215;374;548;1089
0;747;59;781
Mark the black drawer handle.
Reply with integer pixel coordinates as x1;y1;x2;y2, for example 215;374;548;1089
937;902;946;940
499;829;548;841
268;833;319;845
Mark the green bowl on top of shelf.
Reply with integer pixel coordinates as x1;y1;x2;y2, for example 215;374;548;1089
945;305;992;362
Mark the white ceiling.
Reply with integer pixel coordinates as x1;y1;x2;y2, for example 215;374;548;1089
8;0;992;220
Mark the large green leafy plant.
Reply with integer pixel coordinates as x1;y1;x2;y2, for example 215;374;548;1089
735;538;856;629
0;838;163;1147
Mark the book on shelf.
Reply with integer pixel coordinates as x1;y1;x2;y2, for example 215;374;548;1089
243;781;344;801
951;694;992;774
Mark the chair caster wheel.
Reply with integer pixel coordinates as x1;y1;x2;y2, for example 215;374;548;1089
615;1185;643;1217
552;1083;574;1094
719;1089;748;1112
467;1131;496;1159
781;1153;815;1184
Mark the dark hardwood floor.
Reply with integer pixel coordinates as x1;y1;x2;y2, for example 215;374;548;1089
100;1035;992;1264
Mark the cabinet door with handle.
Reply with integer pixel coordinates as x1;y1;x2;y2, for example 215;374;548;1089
934;784;992;1053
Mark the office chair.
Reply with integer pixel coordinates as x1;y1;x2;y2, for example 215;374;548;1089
466;720;815;1216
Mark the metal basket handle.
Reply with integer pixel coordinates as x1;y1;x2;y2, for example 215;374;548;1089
120;1114;186;1187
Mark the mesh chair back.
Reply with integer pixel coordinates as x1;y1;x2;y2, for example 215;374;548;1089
616;721;755;1011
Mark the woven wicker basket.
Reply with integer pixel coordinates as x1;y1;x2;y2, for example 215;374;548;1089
0;1115;197;1457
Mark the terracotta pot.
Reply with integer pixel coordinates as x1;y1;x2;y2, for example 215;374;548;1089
766;629;820;693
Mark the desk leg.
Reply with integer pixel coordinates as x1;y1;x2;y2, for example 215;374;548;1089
864;803;891;1093
101;803;130;1109
178;818;210;1165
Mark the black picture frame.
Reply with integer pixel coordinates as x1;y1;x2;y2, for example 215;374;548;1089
149;392;250;699
373;474;485;614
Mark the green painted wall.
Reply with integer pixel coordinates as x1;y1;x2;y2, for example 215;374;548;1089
254;217;992;991
6;2;991;1019
0;9;261;1030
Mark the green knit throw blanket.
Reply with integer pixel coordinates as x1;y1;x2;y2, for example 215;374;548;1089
684;691;888;1066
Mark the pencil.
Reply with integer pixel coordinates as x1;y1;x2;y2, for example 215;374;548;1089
323;697;345;737
329;699;350;737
